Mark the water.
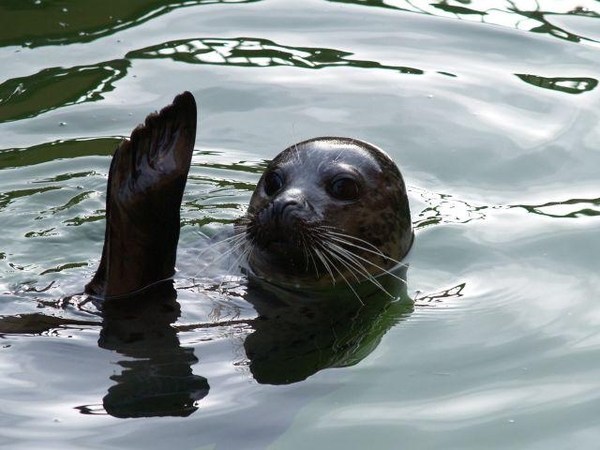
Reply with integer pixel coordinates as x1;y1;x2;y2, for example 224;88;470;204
1;1;600;448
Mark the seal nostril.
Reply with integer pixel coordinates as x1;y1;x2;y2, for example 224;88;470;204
273;199;301;222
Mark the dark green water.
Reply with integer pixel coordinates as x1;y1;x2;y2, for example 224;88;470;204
1;1;600;448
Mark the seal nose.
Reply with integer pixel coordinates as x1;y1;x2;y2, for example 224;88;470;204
273;199;299;222
272;190;308;223
249;188;315;251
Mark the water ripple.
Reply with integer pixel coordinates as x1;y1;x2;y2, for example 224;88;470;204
0;61;129;123
128;37;424;73
0;0;262;49
512;196;600;219
328;0;600;47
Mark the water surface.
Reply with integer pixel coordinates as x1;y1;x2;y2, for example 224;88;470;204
1;1;600;449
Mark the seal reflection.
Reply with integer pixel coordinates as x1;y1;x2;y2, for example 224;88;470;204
243;265;413;385
93;263;412;417
97;281;209;418
0;264;411;418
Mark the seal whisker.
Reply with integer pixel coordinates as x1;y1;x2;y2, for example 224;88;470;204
323;238;408;287
319;242;362;284
323;242;395;298
315;242;364;306
323;240;396;297
326;229;381;248
218;238;252;291
193;232;247;274
300;234;313;274
190;228;251;283
326;234;391;263
308;248;320;278
293;142;302;164
316;226;392;262
323;232;408;273
312;247;337;286
323;247;370;293
325;229;394;256
302;235;321;278
193;231;247;262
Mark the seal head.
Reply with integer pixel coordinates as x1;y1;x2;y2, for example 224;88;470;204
240;137;413;289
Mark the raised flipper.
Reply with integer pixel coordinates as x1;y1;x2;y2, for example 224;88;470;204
86;91;197;299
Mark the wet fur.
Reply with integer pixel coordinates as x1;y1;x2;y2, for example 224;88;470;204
234;137;414;296
86;92;197;298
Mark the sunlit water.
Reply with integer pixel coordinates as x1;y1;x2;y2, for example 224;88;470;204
1;1;600;448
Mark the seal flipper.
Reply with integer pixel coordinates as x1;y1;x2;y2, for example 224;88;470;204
86;92;197;299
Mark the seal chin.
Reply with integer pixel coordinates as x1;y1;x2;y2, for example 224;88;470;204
245;254;333;290
259;242;304;263
246;223;326;282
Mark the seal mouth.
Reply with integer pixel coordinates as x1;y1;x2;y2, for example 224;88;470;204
253;230;309;265
244;211;321;274
247;201;316;252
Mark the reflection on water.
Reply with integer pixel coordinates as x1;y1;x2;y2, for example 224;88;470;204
129;37;423;73
412;187;489;229
0;138;117;170
96;282;209;419
515;196;600;219
413;185;600;226
516;74;598;94
328;0;600;45
2;0;596;131
0;268;412;417
0;312;98;335
0;0;599;446
0;0;261;48
3;0;599;50
242;268;412;385
414;282;466;308
0;61;129;123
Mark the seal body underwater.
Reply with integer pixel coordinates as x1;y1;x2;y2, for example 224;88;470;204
86;92;413;298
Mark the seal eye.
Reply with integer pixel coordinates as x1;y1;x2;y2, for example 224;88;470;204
263;171;284;196
328;176;361;201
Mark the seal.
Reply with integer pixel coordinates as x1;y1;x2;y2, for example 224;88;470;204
235;137;413;290
85;91;197;298
86;92;413;298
